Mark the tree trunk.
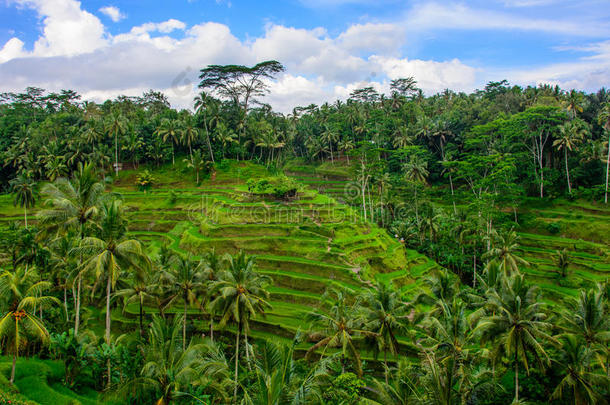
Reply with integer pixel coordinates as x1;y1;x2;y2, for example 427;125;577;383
210;316;214;342
183;293;187;351
139;295;144;338
604;131;610;204
514;354;519;403
24;206;28;229
384;348;388;384
414;187;419;225
74;275;82;336
64;287;69;322
245;328;251;371
114;133;119;177
233;323;240;403
203;114;215;163
473;254;477;289
10;353;16;385
171;144;175;166
449;174;457;215
565;147;572;194
105;275;111;343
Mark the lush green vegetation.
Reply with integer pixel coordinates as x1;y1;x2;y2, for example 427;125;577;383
0;65;609;404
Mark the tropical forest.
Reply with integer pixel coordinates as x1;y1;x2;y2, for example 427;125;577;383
0;61;609;405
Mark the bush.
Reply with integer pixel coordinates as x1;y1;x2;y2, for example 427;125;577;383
135;170;155;192
546;222;561;234
246;176;302;200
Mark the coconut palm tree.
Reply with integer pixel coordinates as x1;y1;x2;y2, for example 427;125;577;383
306;288;376;378
74;200;149;344
338;137;355;164
105;110;127;176
115;266;158;338
551;334;608;405
483;229;529;276
561;286;609;351
368;359;419;405
208;251;271;402
184;149;210;185
321;126;338;164
214;122;238;159
160;254;204;350
475;274;556;403
0;266;59;384
597;102;610;203
403;155;428;225
199;249;223;341
38;162;104;336
10;173;36;229
155;118;182;166
125;314;229;405
180;114;200;163
361;282;409;383
554;120;587;194
564;89;585;119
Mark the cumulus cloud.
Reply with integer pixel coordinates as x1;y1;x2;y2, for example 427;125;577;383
99;6;125;22
11;0;107;57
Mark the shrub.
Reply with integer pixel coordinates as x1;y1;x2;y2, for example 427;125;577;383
135;170;155;192
246;176;302;200
546;222;561;234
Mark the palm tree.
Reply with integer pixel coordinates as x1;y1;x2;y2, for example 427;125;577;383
199;249;223;341
115;266;158;338
403;155;428;225
161;254;204;350
555;248;572;278
194;92;217;163
368;359;419;405
0;266;59;384
321;126;338;164
125;315;229;405
598;102;610;203
551;334;608;405
243;339;300;405
75;199;150;388
180;114;200;163
554;120;587;194
564;89;585;119
184;149;210;185
208;251;272;402
338;137;355;164
306;288;375;378
10;173;36;229
75;200;149;344
562;286;609;351
475;274;556;403
483;229;529;276
214;122;238;159
38;162;104;336
155;118;182;166
105;110;127;176
361;282;409;383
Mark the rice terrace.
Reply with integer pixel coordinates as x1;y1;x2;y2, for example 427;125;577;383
0;1;609;404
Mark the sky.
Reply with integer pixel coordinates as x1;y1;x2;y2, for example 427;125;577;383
0;0;609;112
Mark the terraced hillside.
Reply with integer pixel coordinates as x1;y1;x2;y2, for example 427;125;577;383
109;161;439;349
516;199;610;299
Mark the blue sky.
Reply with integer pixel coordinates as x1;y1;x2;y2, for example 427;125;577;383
0;0;609;111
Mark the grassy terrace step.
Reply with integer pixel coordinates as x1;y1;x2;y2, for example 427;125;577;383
260;269;362;293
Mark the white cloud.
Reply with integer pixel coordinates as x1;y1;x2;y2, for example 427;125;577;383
12;0;107;57
407;2;610;37
373;56;478;93
337;22;405;55
99;6;125;22
0;38;27;63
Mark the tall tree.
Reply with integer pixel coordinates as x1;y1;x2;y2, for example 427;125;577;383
475;274;556;403
208;251;271;402
598;102;610;203
198;61;285;160
105;110;127;177
0;266;58;384
10;173;36;229
38;162;104;336
554;120;587;194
